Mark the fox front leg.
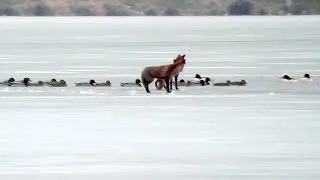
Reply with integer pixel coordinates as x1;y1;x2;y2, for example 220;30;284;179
174;75;179;90
165;78;171;93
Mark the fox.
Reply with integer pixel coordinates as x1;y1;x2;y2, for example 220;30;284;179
141;54;186;93
154;56;183;91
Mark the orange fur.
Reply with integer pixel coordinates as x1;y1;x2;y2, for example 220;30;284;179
155;54;186;91
141;54;186;93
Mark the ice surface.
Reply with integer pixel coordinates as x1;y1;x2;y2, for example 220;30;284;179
0;16;320;180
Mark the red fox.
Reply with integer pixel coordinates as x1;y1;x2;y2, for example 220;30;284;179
141;54;186;93
154;55;183;91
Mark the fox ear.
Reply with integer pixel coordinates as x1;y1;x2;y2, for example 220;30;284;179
182;54;186;58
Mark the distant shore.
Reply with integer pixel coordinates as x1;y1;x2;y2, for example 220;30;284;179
1;0;319;16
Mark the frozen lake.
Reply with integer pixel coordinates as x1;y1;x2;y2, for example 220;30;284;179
0;16;320;179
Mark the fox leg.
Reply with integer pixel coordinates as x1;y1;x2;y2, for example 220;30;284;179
165;78;171;93
141;76;153;93
174;75;179;90
141;69;155;93
142;79;151;93
169;78;173;90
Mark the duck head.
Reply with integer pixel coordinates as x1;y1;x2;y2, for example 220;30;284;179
106;80;112;86
89;80;96;86
226;80;232;85
51;79;57;82
179;79;185;83
282;75;292;80
241;80;247;85
8;77;15;83
304;73;311;79
23;78;32;86
135;79;141;84
195;74;201;79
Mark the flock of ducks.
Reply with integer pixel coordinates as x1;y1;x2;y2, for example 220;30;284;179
281;73;313;83
0;75;246;89
0;73;313;89
176;74;247;87
0;78;68;87
0;77;141;88
0;78;112;87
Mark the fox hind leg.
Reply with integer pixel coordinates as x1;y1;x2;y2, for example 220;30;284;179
142;78;153;93
141;69;154;93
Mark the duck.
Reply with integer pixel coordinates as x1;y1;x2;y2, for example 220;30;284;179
120;79;141;87
281;74;298;83
194;74;211;85
75;80;96;87
177;78;206;86
186;79;206;86
0;77;15;86
44;79;57;84
230;80;247;86
172;79;188;87
28;81;46;87
177;79;188;86
300;73;313;82
213;80;232;86
8;78;32;87
95;80;112;87
44;80;67;87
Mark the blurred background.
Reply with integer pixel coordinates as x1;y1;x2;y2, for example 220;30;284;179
0;0;319;16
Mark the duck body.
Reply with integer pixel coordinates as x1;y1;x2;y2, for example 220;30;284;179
120;83;141;87
300;77;313;82
75;80;96;87
44;80;67;87
281;75;298;83
300;74;313;82
121;79;141;87
213;80;232;86
186;80;206;86
176;79;205;87
175;79;189;87
44;79;57;84
28;81;45;87
194;74;211;85
230;80;247;86
95;81;112;87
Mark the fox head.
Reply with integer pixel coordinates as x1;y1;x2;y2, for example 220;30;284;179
173;54;186;72
173;54;186;63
